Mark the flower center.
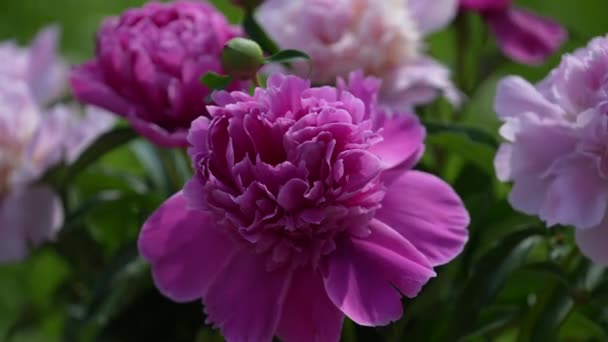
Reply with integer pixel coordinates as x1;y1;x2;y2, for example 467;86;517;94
198;95;387;270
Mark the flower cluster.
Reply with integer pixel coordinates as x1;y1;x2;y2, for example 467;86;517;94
257;0;462;108
9;0;602;341
139;72;469;341
0;28;114;263
71;0;248;147
495;35;608;264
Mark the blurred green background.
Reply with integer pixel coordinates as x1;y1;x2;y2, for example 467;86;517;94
0;0;607;341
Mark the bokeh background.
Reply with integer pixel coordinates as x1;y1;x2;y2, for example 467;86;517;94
0;0;607;341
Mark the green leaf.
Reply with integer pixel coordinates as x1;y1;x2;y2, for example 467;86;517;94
444;228;545;339
200;72;233;90
423;121;499;148
521;262;571;290
558;311;608;340
516;259;589;342
64;249;151;341
60;190;124;233
426;131;496;175
243;10;279;54
265;49;311;64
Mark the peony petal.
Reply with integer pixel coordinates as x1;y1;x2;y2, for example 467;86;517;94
408;0;458;35
276;268;344;342
494;76;564;120
138;192;237;302
575;220;608;266
540;154;608;229
27;25;67;105
203;250;292;342
322;219;435;326
19;105;73;180
375;171;469;266
494;144;513;182
70;63;133;117
381;57;462;108
0;185;63;263
64;106;116;164
369;113;425;171
505;113;578;178
460;0;511;11
508;175;551;216
128;114;189;147
485;8;567;66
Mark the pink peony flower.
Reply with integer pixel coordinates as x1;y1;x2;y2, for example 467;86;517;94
256;0;462;109
0;28;115;263
139;72;469;341
460;0;567;65
70;1;248;148
495;35;608;265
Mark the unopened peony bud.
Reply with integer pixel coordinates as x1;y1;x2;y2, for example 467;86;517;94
221;38;265;79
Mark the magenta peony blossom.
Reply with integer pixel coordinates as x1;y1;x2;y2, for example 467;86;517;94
495;35;608;265
256;0;462;109
139;72;469;341
70;1;248;148
460;0;567;65
0;28;115;263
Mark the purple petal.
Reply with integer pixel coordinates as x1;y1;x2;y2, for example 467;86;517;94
408;0;458;35
322;219;435;326
494;76;565;120
381;57;462;108
64;106;116;164
0;186;63;263
540;154;608;229
485;8;567;65
21;105;72;179
505;114;578;178
27;25;67;105
369;113;425;170
508;175;551;216
460;0;511;11
375;171;469;266
203;250;292;342
138;193;237;302
129;114;189;148
70;63;132;117
276;268;344;342
494;144;513;181
575;220;608;265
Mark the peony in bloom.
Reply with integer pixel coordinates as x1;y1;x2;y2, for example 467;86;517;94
495;35;608;265
70;0;248;148
256;0;461;109
0;28;115;263
460;0;567;65
139;72;469;341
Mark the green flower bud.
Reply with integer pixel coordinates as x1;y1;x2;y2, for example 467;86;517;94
220;38;265;80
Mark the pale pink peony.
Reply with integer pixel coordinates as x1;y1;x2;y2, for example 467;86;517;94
139;72;469;341
460;0;567;65
495;35;608;265
70;0;248;148
256;0;461;109
0;28;115;263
